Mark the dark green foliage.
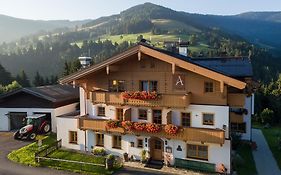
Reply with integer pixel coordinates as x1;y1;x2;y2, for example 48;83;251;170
16;70;30;87
0;63;12;85
33;71;45;86
0;81;22;94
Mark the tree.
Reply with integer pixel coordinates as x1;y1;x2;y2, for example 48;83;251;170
16;70;30;87
0;63;12;85
260;108;274;124
33;71;44;86
0;81;22;94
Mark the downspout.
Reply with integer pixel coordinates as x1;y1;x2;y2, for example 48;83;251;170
84;130;87;152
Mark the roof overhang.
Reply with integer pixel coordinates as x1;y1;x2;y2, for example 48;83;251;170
60;44;246;89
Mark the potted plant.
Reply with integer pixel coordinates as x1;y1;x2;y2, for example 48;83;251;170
164;124;179;135
146;123;161;133
92;147;106;156
121;121;134;131
106;120;120;129
140;149;147;163
106;154;115;170
133;122;146;131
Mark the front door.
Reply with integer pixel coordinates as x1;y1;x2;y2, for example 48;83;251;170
149;137;163;161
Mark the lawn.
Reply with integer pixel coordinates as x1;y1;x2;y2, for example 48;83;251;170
42;149;119;175
7;134;56;166
7;135;120;175
235;143;257;175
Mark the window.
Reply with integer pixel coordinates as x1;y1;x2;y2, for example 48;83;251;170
138;109;147;120
116;108;123;121
202;113;214;125
155;140;162;150
137;139;143;148
98;107;105;116
153;110;162;124
140;81;158;92
109;80;125;92
204;82;214;93
182;112;191;127
96;133;104;147
69;131;77;144
231;122;246;133
112;135;122;149
187;144;208;160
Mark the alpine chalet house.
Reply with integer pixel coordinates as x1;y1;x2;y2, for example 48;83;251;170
58;41;254;173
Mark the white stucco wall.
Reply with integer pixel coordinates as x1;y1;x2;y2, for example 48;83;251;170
0;102;78;132
57;117;86;150
240;95;253;140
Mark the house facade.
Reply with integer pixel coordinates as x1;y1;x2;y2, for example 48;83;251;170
0;85;79;132
57;42;254;173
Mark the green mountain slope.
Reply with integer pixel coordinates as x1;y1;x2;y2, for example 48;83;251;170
0;14;90;42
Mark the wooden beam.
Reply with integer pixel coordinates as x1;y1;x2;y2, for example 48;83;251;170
172;63;175;74
106;65;109;75
220;81;224;93
138;51;141;61
139;45;246;89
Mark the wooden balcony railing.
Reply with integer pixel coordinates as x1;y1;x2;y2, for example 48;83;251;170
78;117;225;145
90;92;191;108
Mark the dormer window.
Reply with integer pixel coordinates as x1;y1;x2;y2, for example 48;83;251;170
204;81;214;93
140;80;158;92
109;80;125;92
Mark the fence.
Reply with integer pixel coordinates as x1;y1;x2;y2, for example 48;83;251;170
35;139;62;163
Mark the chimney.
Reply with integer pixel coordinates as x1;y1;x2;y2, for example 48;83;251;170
178;42;189;57
79;57;92;68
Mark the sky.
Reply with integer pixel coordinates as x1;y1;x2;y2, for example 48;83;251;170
0;0;281;21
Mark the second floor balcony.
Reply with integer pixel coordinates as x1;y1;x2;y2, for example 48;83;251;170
90;91;191;108
78;116;225;145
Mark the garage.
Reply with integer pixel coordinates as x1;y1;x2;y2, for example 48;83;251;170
9;112;27;130
0;84;79;132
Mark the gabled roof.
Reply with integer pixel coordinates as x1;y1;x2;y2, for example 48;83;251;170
0;84;79;103
60;42;249;89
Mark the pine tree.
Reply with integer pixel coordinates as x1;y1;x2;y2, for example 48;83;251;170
0;63;12;85
63;61;70;76
33;71;44;86
16;70;30;87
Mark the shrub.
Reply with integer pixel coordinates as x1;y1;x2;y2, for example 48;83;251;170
140;150;147;163
260;108;274;124
92;148;106;156
107;154;115;160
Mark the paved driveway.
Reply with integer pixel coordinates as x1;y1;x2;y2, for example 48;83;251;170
0;132;78;175
0;132;173;175
252;129;281;175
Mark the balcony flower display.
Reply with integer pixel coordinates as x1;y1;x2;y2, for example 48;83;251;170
121;121;134;131
146;123;161;133
106;120;120;129
133;122;146;131
164;124;179;135
121;91;159;100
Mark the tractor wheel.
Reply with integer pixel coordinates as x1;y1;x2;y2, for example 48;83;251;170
28;133;37;140
43;123;51;134
13;130;21;140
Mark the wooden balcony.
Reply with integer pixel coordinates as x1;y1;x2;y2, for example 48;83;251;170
78;117;225;145
90;91;191;108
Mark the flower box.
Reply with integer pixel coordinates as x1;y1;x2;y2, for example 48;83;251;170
133;122;146;131
121;121;134;131
164;124;179;135
121;91;159;100
146;123;161;133
106;120;121;128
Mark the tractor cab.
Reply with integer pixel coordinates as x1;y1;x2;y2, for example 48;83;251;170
14;114;51;140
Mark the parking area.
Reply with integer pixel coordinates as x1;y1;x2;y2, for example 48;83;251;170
0;132;78;175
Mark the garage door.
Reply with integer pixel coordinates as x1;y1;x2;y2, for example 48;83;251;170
9;112;27;130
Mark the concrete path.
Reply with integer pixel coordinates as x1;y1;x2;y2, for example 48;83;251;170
252;129;281;175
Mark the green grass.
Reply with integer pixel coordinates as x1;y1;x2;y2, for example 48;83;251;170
235;143;257;175
7;134;56;166
42;149;120;175
7;135;120;174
